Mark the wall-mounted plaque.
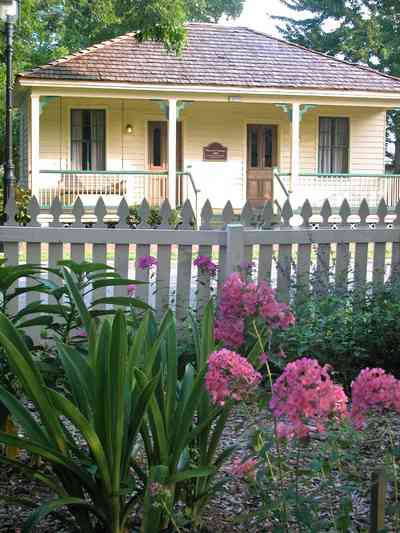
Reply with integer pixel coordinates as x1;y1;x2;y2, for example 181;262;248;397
203;142;228;161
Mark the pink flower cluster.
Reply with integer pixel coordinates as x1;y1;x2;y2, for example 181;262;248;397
193;255;218;276
350;368;400;429
205;349;262;406
138;255;158;270
269;357;348;439
228;456;258;480
127;284;136;297
214;272;295;348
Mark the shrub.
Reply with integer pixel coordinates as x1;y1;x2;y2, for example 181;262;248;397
273;282;400;389
128;203;180;227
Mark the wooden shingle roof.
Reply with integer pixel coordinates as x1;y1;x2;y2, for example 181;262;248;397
18;23;400;93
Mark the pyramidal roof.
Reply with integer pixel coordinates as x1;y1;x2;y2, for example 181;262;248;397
18;22;400;93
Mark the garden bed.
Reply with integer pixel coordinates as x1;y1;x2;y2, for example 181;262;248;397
2;401;399;532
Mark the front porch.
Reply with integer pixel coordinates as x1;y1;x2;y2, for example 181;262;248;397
20;93;397;211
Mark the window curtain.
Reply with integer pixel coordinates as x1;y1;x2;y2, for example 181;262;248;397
318;117;349;173
332;118;349;173
318;118;332;173
90;110;106;170
71;109;83;170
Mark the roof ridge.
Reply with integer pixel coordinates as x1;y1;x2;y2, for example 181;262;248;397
19;31;137;76
239;25;400;86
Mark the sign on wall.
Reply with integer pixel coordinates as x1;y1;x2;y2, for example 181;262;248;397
203;142;228;161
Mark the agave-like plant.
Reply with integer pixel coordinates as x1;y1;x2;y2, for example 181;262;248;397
0;310;159;533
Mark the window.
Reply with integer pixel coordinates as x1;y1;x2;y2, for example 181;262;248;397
318;117;349;173
247;125;277;169
71;109;105;170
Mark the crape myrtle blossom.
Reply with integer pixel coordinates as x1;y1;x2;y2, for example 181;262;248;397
350;368;400;429
269;357;348;439
138;255;158;270
205;349;262;406
127;284;136;297
214;272;295;348
193;255;218;276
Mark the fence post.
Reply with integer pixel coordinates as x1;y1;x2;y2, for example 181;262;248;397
370;469;386;533
226;224;245;278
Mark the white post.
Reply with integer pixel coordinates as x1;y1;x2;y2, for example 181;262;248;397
30;94;40;200
290;102;300;196
226;224;245;278
168;98;177;208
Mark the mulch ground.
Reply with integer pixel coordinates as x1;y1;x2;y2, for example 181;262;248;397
1;401;399;532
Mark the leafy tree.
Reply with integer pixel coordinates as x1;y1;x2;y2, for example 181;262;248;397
275;0;400;171
0;0;244;172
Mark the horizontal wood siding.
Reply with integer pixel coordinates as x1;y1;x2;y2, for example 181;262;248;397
36;99;387;208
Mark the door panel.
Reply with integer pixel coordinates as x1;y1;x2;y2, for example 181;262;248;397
247;124;277;207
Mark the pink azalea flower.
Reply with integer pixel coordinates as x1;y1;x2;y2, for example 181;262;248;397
350;368;400;429
138;255;158;270
205;349;262;406
270;357;348;440
76;328;87;338
228;456;258;480
214;273;295;349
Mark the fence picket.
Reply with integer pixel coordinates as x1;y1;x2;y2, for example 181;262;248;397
372;242;386;291
276;244;292;303
335;242;350;294
114;244;130;298
71;243;85;264
135;244;150;303
26;242;41;306
296;243;312;303
156;244;172;316
176;245;193;321
196;244;212;316
258;244;273;284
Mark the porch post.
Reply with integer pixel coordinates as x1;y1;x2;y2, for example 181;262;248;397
30;94;40;200
168;97;177;208
290;102;300;195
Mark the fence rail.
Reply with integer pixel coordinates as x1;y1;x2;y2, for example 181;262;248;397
1;195;400;322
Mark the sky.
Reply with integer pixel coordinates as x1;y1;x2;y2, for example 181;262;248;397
220;0;307;37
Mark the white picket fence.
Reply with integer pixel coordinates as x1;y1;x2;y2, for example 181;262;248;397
1;195;400;321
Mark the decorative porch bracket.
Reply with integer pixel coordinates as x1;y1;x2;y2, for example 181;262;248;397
274;103;318;122
152;99;193;119
39;96;58;115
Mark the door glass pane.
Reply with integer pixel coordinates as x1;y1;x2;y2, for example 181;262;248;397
264;127;273;167
153;127;162;166
250;127;258;167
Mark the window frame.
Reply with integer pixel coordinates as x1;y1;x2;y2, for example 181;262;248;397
69;108;107;171
318;116;350;174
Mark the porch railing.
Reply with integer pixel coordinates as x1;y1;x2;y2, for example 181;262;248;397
274;170;400;210
36;170;198;210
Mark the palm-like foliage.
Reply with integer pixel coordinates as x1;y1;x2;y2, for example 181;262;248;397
0;310;158;533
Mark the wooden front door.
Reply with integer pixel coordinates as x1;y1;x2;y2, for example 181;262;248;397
247;124;277;206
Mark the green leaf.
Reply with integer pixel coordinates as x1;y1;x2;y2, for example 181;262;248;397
169;467;216;483
22;498;104;533
91;278;146;289
91;296;151;309
0;387;49;445
62;267;91;332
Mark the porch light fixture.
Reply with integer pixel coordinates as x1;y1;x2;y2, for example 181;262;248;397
1;0;20;216
125;123;134;134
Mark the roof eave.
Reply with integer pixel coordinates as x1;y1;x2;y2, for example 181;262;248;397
16;77;400;103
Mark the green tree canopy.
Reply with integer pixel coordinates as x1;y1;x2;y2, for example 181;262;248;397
0;0;244;169
275;0;400;170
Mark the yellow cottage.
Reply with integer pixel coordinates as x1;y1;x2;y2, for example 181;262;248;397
15;22;400;211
